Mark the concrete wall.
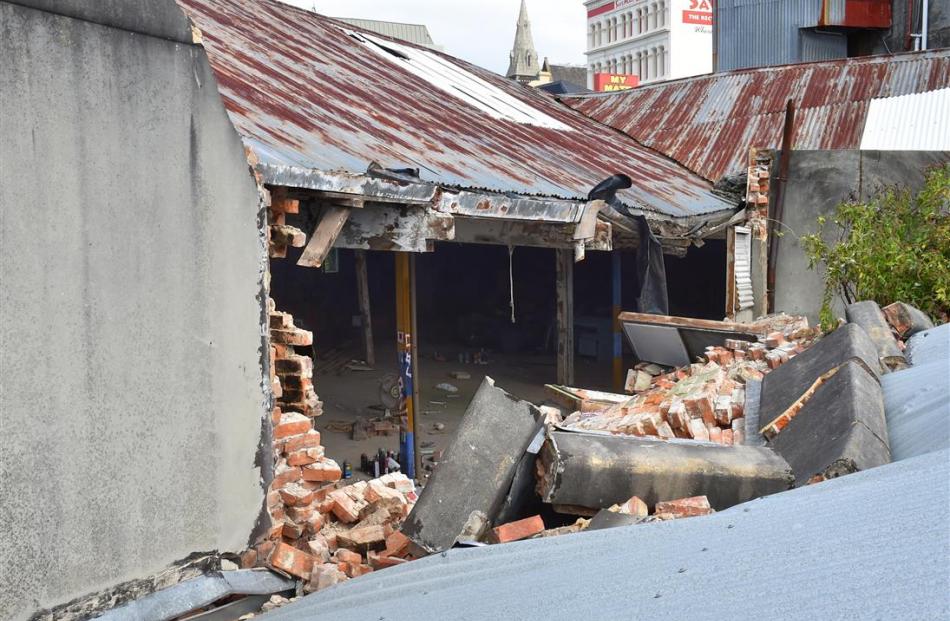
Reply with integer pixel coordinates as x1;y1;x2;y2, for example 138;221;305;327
773;150;950;323
0;2;269;619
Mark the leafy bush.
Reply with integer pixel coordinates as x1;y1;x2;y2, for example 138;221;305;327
801;163;950;330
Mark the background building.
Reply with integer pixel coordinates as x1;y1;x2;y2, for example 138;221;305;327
335;17;441;50
714;0;950;72
584;0;713;89
507;1;590;93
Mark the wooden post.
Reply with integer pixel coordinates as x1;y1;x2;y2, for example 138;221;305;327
354;250;375;367
395;253;417;480
556;248;575;386
611;251;623;392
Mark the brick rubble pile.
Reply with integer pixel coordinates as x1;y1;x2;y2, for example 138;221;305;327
562;318;820;444
245;302;417;594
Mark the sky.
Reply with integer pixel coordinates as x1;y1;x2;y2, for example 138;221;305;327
279;0;588;74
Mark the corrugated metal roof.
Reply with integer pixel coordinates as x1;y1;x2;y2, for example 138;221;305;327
861;87;950;150
882;323;949;462
334;17;435;47
563;50;950;181
176;0;734;220
905;322;950;366
258;448;950;621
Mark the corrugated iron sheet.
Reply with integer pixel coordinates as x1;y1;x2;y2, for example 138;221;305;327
563;50;950;181
176;0;734;220
715;0;826;72
861;87;950;150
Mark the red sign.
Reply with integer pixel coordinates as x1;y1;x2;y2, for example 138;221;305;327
683;0;713;25
594;73;639;92
587;2;615;18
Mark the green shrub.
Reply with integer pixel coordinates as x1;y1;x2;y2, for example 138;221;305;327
801;163;950;331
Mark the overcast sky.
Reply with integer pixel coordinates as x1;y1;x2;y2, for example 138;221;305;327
279;0;588;74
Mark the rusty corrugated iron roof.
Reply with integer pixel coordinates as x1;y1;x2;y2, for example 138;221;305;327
176;0;734;220
563;50;950;182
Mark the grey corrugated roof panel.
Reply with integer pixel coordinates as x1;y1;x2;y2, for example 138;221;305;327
260;449;950;621
882;359;950;461
905;322;949;366
882;323;950;462
334;17;435;46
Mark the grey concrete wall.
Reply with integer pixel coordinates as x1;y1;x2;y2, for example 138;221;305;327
0;2;269;619
773;150;950;324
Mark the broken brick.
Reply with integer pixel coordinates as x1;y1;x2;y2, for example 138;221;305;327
492;515;545;543
274;412;312;439
337;525;386;550
654;496;713;518
616;495;648;517
268;542;315;579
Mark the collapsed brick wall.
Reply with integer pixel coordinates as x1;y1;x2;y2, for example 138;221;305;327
245;195;419;594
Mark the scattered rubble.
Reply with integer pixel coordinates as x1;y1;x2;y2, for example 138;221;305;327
402;377;544;554
561;318;821;444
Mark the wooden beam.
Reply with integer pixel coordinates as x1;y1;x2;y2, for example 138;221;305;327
297;205;351;268
354;250;375;367
617;311;772;335
556;248;575;386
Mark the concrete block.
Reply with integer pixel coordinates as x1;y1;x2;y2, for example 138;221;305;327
759;324;881;433
401;377;542;553
769;360;891;486
536;431;793;512
846;301;907;371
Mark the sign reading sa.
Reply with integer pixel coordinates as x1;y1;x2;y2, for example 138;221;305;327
594;73;640;92
682;0;713;25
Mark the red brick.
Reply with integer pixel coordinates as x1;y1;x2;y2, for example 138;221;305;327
330;489;361;523
274;412;312;439
384;531;411;557
688;418;710;441
287;446;326;466
333;548;362;564
708;425;723;444
279;483;314;507
240;548;258;569
368;552;409;570
268;542;315;578
271;462;302;490
272;327;313;346
492;515;545;543
683;394;716;425
282;430;322;453
654;496;713;518
338;525;386;550
286;502;317;524
276;355;313;376
302;459;342;483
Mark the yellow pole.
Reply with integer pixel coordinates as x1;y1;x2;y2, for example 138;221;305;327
394;253;416;479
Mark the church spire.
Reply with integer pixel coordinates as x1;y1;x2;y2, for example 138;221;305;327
506;0;539;83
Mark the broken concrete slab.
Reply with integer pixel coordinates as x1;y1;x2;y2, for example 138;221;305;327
536;431;793;512
587;510;643;531
759;323;881;435
769;360;891;486
845;301;907;371
401;377;542;553
495;427;546;526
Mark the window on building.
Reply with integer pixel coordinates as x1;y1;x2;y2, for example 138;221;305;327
650;3;658;30
348;30;572;130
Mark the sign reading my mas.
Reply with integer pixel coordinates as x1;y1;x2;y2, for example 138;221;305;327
594;73;639;92
587;0;714;24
